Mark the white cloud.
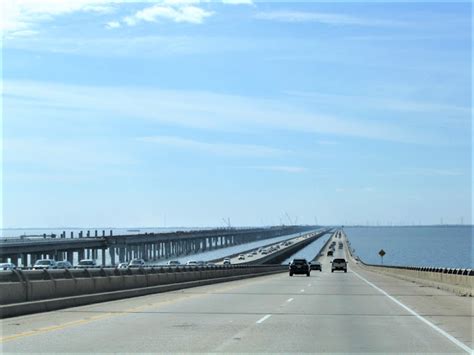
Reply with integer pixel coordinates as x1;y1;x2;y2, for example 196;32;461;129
2;0;243;36
222;0;253;5
254;11;404;27
124;4;213;25
138;136;287;157
105;20;121;29
1;0;119;34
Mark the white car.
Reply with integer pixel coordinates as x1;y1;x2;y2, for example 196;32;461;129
238;254;245;260
223;258;231;265
167;260;181;266
186;260;198;266
117;262;129;269
33;259;57;270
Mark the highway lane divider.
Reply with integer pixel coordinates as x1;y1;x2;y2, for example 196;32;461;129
0;265;287;318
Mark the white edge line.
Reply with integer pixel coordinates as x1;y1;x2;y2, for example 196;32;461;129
256;314;272;324
287;298;294;303
351;268;473;354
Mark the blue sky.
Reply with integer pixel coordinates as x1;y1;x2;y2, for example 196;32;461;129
1;0;472;227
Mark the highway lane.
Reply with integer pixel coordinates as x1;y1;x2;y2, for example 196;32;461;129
1;235;471;353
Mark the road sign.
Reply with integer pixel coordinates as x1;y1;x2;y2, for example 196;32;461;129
378;249;386;257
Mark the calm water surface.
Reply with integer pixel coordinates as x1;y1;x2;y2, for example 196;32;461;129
345;226;472;268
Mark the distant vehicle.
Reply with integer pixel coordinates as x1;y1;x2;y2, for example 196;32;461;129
331;258;348;273
33;259;57;270
206;262;216;267
258;248;263;253
167;260;181;266
327;250;334;256
117;262;129;269
261;249;268;255
223;258;231;265
238;254;245;260
196;261;206;267
129;259;145;268
310;261;322;271
252;250;258;255
289;259;310;277
0;263;17;271
186;260;198;266
247;253;253;257
56;261;72;269
76;259;97;269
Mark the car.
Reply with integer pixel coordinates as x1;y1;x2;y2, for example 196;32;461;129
289;259;310;277
0;263;17;271
223;258;231;265
196;261;206;267
186;260;198;266
76;259;97;269
327;250;334;256
56;260;72;269
238;254;245;260
206;262;216;267
129;259;145;268
310;261;322;271
167;260;181;266
33;259;57;270
247;253;253;257
331;258;348;273
117;262;129;269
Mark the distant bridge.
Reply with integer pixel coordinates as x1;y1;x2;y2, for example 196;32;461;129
0;226;315;267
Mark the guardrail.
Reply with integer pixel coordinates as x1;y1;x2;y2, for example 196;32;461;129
0;264;287;318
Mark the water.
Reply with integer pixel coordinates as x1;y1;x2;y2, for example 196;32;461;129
281;235;330;264
345;226;473;269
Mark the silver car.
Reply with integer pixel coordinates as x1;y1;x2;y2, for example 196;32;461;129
0;263;17;271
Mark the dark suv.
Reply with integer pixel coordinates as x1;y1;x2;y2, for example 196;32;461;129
331;258;347;273
289;259;310;277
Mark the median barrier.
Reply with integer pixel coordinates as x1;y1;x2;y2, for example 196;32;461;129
0;264;287;317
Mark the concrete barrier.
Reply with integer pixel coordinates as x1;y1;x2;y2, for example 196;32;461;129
0;266;286;318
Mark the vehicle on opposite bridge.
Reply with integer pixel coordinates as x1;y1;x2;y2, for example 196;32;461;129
0;262;17;270
56;261;72;269
76;259;97;269
33;259;57;270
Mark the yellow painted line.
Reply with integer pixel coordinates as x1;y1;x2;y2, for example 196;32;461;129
0;271;279;344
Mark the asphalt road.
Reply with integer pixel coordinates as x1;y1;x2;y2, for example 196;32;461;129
1;234;472;353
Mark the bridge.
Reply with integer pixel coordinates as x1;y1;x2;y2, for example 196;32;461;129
0;225;314;267
0;229;472;353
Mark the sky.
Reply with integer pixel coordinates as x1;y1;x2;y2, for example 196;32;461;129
1;0;472;228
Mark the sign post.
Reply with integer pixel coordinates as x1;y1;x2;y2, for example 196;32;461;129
378;249;386;265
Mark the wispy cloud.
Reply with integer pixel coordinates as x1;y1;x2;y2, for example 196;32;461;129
4;80;440;144
254;11;404;27
286;90;470;118
245;166;308;174
138;136;287;157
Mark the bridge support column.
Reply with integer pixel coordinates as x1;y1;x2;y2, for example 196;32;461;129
109;247;115;266
101;248;106;266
